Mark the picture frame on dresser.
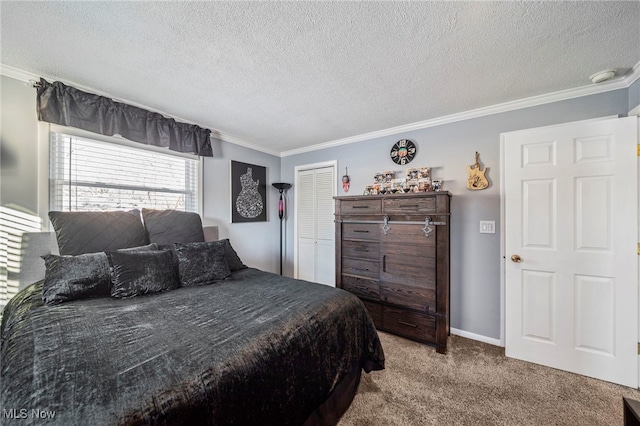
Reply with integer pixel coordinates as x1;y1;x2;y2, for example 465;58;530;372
334;192;451;354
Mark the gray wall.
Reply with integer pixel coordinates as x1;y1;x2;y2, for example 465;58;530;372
1;75;39;215
281;89;630;340
202;140;282;274
0;74;283;275
630;77;640;113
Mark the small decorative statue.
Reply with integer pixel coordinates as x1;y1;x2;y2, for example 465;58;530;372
342;167;350;192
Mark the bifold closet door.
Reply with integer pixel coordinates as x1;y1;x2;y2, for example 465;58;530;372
296;166;335;286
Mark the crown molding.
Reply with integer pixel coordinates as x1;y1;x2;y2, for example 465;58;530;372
4;61;639;160
211;132;280;157
281;60;640;157
0;63;39;82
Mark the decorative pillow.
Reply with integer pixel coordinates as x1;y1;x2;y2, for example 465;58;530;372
114;243;158;253
49;210;147;256
109;250;180;298
221;239;248;271
141;209;205;245
41;252;111;305
107;243;158;281
173;241;231;287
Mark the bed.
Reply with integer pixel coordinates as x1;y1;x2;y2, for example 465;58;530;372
0;209;384;425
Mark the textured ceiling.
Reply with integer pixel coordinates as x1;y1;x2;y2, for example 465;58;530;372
1;1;639;155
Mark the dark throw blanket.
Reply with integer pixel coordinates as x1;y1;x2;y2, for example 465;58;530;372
1;268;384;425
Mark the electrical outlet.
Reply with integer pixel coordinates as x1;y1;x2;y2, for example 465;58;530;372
480;221;495;234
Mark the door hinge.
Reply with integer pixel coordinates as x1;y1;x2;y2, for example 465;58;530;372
638;342;640;355
637;243;640;255
637;144;640;156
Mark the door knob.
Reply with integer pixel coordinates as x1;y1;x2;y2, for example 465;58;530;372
511;254;522;263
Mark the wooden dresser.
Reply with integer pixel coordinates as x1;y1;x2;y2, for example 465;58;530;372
334;192;451;354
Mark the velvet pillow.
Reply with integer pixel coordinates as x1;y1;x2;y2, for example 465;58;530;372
109;250;180;298
41;252;111;306
142;209;205;245
107;243;158;282
220;239;248;272
49;210;147;256
114;243;158;253
173;241;231;287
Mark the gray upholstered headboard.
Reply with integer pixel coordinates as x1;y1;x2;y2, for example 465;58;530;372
16;226;219;291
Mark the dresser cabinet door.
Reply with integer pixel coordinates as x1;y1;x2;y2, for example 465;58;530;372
380;224;437;311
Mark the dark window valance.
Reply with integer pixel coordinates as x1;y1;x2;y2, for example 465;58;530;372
36;78;213;157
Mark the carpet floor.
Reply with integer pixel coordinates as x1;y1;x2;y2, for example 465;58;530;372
339;331;640;425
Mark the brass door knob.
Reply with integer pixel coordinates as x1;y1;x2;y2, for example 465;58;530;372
511;254;522;263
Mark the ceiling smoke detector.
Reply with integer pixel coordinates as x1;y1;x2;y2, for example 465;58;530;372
589;69;617;84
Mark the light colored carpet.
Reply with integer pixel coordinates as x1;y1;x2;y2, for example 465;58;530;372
339;332;640;425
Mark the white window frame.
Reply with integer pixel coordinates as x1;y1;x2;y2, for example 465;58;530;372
38;123;203;228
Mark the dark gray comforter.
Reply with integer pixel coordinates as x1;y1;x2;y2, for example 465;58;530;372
1;268;384;425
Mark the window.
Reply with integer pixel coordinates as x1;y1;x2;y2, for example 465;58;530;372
50;133;200;212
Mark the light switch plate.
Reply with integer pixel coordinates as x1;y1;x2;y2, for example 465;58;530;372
480;221;495;234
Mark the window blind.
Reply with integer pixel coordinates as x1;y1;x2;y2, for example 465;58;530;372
50;133;199;212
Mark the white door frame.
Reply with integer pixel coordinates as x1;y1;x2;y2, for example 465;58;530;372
293;160;337;279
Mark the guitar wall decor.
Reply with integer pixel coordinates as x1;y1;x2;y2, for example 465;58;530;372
467;151;489;190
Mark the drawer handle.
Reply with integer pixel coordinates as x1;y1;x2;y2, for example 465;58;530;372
354;268;369;272
398;319;418;328
352;206;370;209
353;248;369;252
400;204;419;208
353;230;369;233
382;255;386;272
355;285;369;290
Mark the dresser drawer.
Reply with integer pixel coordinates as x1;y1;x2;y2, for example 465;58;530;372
342;258;379;279
362;300;382;327
382;306;435;342
383;197;436;214
342;240;379;260
342;223;380;241
380;282;435;312
342;275;379;300
340;199;382;214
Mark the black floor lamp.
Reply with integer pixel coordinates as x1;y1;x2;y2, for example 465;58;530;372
272;182;292;275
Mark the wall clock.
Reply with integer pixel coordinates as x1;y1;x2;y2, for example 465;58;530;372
390;139;416;165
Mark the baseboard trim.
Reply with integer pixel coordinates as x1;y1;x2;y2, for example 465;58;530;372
450;328;502;347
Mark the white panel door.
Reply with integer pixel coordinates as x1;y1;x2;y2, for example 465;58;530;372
295;164;336;286
504;116;638;387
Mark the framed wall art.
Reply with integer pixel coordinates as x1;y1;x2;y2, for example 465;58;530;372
230;160;267;223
